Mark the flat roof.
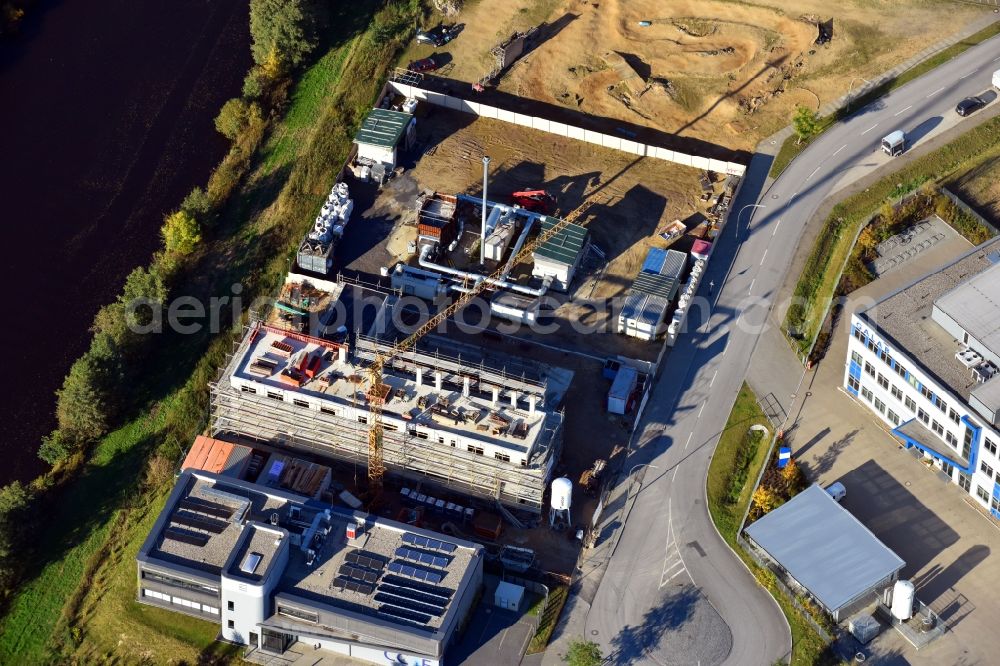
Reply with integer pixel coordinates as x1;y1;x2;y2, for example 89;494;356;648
745;484;904;612
934;261;1000;357
227;324;552;452
860;238;1000;402
355;108;412;148
141;470;482;635
533;216;588;266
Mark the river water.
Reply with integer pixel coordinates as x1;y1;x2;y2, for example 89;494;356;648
0;0;250;484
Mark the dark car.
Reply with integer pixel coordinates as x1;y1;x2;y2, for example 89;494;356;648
407;57;439;73
416;25;457;47
956;96;986;116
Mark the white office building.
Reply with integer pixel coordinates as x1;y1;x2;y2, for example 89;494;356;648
844;241;1000;518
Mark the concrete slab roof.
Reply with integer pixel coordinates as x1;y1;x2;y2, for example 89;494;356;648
745;484;904;612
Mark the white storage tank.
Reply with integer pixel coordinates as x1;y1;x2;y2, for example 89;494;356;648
551;477;573;511
891;580;915;620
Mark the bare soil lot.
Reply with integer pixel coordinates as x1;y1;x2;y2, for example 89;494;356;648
344;107;711;361
403;0;989;151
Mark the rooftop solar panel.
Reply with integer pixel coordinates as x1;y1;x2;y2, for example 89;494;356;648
178;497;233;519
374;592;444;617
382;574;453;598
379;604;431;625
378;583;449;609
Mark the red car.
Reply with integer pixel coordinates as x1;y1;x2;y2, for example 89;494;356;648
408;57;439;73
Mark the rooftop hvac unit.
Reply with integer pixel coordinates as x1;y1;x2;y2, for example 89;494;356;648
345;522;361;540
973;361;998;383
956;348;984;368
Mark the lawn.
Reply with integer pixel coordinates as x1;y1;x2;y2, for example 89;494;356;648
706;383;837;666
784;115;1000;358
0;1;425;663
769;21;1000;178
526;585;568;654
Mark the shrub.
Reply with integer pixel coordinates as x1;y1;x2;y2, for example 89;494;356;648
215;98;252;141
179;186;213;225
38;430;73;465
564;638;603;666
161;210;202;255
0;480;32;588
792;106;819;145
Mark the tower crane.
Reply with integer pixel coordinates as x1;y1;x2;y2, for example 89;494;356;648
364;198;603;499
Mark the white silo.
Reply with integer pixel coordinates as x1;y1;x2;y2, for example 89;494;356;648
549;477;573;528
891;580;915;620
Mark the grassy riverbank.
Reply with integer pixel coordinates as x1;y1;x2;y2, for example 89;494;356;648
0;1;425;662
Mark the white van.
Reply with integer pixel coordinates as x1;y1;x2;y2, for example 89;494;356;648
826;481;847;502
881;130;906;157
994;69;1000;91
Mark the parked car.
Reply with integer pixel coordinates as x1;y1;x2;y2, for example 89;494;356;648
825;482;847;503
407;56;440;73
956;96;987;117
416;24;458;47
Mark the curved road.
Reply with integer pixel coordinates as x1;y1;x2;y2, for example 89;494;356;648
585;29;1000;666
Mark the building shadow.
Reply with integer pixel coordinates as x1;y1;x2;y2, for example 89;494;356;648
839;459;959;574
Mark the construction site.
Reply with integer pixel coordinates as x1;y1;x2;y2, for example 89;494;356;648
209;36;747;581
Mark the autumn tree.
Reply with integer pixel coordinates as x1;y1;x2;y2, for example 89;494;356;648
752;486;782;516
161;210;202;256
792;106;819;145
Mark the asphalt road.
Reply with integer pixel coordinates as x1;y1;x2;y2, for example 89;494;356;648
585;30;1000;666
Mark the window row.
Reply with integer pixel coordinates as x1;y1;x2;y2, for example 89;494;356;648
142;589;219;615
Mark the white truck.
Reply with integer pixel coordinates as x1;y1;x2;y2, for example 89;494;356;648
881;130;906;157
994;69;1000;91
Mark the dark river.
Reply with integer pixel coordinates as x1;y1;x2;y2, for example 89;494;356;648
0;0;250;484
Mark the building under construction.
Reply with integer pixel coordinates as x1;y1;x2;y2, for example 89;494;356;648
209;321;569;516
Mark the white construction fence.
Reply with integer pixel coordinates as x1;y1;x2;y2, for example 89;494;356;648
387;81;746;177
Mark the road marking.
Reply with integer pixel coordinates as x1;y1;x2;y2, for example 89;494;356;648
697;403;705;418
893;105;912;117
709;369;718;388
760;249;768;265
685;432;693;450
959;70;976;80
659;499;689;589
861;123;879;135
994;55;1000;62
832;144;847;156
748;278;755;295
806;166;821;181
926;86;945;98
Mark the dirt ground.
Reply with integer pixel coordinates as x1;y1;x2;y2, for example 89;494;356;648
403;0;990;151
347;107;710;361
948;155;1000;227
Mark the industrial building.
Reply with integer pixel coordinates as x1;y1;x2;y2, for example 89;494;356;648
844;241;1000;516
136;469;483;665
617;248;687;341
531;216;589;291
353;107;415;171
210;321;569;515
745;484;905;621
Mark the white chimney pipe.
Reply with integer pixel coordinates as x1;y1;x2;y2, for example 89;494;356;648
463;376;470;397
529;395;537;415
510;390;519;409
416;367;423;386
481;156;490;266
492;386;499;407
337;346;347;363
435;371;443;391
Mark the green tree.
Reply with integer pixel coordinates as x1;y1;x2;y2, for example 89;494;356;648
180;186;213;223
161;210;202;255
55;350;111;444
38;430;73;465
565;639;603;666
215;98;251;141
249;0;317;68
0;480;31;587
792;106;819;145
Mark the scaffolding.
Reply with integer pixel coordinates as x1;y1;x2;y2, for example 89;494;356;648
208;325;564;515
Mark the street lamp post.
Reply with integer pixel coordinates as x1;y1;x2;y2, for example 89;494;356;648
736;203;766;239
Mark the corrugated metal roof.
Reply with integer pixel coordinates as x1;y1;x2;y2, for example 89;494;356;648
609;366;638;400
354;108;412;148
533;216;588;266
641;248;686;278
745;484;904;612
934;261;1000;359
620;292;672;327
632;272;678;298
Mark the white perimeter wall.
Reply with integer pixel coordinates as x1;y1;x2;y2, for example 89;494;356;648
388;82;745;177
